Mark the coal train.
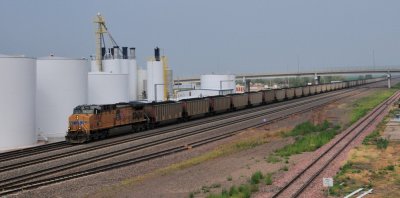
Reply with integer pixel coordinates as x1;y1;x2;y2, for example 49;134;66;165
66;78;384;143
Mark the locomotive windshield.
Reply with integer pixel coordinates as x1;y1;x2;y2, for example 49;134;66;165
73;105;101;114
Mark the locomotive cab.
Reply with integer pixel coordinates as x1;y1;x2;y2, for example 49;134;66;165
65;105;100;143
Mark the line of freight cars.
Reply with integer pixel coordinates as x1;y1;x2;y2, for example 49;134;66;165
66;78;384;143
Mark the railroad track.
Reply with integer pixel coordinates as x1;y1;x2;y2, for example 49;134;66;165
0;87;368;195
0;87;363;173
0;141;71;161
271;91;400;198
0;79;388;163
0;88;362;174
0;86;352;163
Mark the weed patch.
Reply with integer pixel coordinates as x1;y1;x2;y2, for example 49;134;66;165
274;121;339;157
266;155;282;163
264;173;273;185
350;89;396;124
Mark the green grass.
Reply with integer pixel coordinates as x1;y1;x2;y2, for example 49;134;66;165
376;138;389;149
363;130;380;145
265;155;282;163
206;171;266;198
284;120;330;137
264;173;273;185
350;89;396;124
275;121;339;157
250;171;263;184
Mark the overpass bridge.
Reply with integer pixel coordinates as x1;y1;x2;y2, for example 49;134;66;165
174;66;400;83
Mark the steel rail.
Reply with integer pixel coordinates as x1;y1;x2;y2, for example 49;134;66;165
271;91;399;198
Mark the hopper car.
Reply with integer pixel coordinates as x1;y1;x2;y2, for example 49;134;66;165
66;78;385;143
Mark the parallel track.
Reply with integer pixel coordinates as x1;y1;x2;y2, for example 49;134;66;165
0;141;71;161
0;87;368;195
271;91;399;198
0;87;352;162
0;88;360;173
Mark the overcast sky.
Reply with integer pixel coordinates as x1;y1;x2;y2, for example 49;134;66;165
1;0;400;77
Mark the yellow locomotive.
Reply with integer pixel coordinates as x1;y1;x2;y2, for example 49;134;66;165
66;103;147;143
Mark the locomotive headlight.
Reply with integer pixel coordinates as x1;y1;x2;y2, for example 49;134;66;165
76;116;79;120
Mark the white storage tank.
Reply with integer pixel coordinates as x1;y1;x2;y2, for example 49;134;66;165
146;60;164;102
90;59;99;72
103;59;121;74
0;55;36;149
36;56;89;141
128;48;138;101
120;59;129;74
128;66;138;101
138;67;147;100
201;74;236;93
88;72;129;104
146;47;164;102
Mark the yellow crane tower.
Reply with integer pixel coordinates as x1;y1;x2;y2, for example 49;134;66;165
161;56;169;100
93;13;119;72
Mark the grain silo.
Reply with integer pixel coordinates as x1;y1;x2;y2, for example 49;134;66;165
146;47;165;102
88;72;129;104
128;48;138;101
0;54;36;149
36;56;89;141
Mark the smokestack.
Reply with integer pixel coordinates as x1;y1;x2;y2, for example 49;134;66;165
129;47;136;59
101;47;106;59
110;48;114;58
113;46;120;59
154;47;160;61
122;47;128;59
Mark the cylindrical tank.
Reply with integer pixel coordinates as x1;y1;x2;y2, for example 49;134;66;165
128;59;138;101
103;59;121;74
147;60;164;102
0;55;36;149
36;56;89;141
88;72;129;104
90;60;99;72
138;68;147;100
120;59;129;74
201;74;236;93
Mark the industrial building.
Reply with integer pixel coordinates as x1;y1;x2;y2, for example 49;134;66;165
0;14;178;149
175;74;236;100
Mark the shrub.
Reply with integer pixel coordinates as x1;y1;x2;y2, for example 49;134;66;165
376;138;388;149
250;171;264;184
385;165;395;171
264;173;273;185
229;185;238;196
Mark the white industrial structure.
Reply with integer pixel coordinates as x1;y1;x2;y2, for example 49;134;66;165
138;67;147;100
88;72;129;104
128;48;138;101
0;55;36;149
103;59;121;74
36;56;89;141
146;47;165;102
0;14;179;149
175;74;236;100
201;74;236;92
